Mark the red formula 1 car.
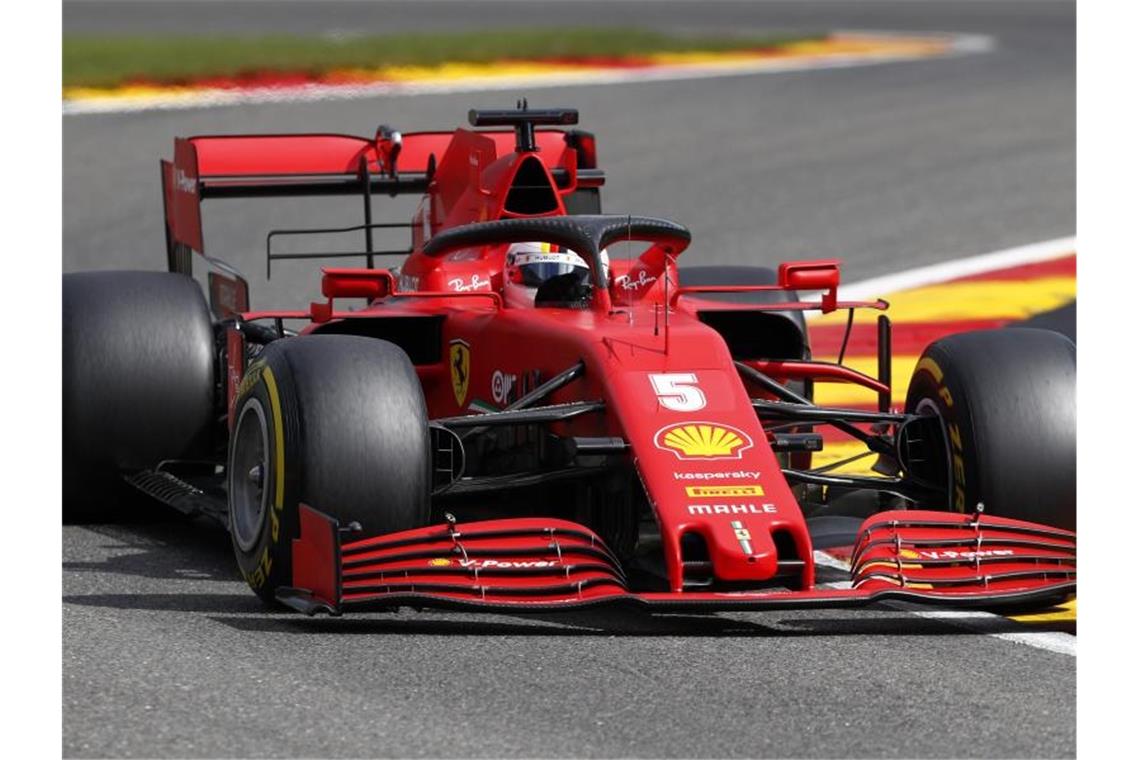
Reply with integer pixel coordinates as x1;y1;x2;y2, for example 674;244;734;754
63;105;1076;615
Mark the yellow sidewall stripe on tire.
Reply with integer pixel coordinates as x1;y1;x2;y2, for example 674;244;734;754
262;366;286;511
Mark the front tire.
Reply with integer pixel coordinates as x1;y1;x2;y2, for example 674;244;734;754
228;335;431;603
905;328;1075;529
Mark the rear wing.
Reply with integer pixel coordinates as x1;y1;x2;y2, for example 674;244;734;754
160;126;602;315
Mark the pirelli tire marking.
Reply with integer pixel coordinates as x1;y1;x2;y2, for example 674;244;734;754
234;358;265;401
912;356;968;514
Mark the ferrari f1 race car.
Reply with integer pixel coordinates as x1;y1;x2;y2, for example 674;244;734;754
63;105;1076;615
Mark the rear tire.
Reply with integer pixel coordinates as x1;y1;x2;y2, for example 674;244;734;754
905;328;1075;530
62;271;216;521
227;335;431;603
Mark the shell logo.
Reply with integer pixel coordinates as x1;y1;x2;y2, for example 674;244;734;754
427;558;453;568
654;422;753;460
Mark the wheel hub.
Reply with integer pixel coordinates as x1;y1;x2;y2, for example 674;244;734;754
229;399;270;552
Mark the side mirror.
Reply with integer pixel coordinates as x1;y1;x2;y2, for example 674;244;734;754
778;260;841;313
312;268;394;322
321;268;393;300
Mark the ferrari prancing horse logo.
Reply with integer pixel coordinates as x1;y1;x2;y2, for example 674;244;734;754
450;339;471;406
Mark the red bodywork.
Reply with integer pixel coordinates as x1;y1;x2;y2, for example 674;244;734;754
163;112;1075;614
285;506;1075;613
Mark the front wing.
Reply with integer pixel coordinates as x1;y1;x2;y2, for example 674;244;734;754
278;506;1076;615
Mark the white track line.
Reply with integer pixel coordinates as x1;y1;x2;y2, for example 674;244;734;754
898;610;1076;656
904;608;1077;657
62;31;993;116
834;236;1076;302
813;550;853;574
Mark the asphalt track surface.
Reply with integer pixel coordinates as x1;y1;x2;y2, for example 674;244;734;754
62;2;1076;757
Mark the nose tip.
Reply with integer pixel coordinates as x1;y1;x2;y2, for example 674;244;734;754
706;522;779;580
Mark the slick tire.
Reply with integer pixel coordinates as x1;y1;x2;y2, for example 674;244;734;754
228;335;431;604
62;271;216;522
905;328;1075;530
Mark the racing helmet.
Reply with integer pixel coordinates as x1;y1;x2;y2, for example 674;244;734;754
505;242;590;288
504;242;611;308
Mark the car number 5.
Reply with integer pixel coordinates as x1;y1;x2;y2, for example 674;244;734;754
650;373;706;412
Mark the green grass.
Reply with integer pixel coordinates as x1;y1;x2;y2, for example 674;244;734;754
63;28;822;88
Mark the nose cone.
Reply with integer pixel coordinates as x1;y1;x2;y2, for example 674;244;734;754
698;514;780;581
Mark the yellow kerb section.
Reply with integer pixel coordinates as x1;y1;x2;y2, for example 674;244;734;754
64;34;955;103
809;440;879;475
812;355;921;407
809;272;1076;406
1008;599;1077;624
815;277;1077;328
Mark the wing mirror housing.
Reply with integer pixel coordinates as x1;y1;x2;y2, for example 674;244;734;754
322;268;393;299
311;268;394;322
778;260;841;313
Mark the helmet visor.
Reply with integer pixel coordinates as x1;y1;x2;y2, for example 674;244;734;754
519;261;588;288
509;250;590;288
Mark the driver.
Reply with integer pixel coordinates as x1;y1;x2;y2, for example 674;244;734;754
504;242;608;308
